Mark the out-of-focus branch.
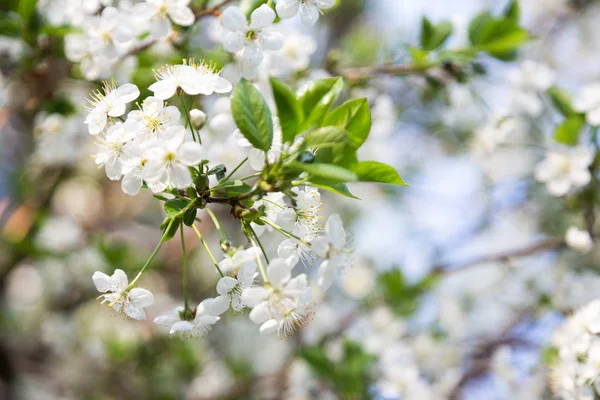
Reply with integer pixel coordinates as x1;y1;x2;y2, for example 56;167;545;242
124;0;235;58
340;64;439;80
432;236;566;274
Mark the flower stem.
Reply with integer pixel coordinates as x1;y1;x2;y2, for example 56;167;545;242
247;232;269;283
182;96;200;143
219;156;248;184
128;219;174;288
192;223;224;277
249;225;269;264
261;217;310;245
239;172;261;181
205;207;228;241
180;225;190;310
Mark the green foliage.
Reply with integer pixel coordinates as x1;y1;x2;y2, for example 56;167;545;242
288;162;357;183
300;340;375;400
468;1;529;61
212;180;253;198
420;17;453;51
312;183;360;199
541;346;559;365
548;87;579;118
352;161;406;185
323;98;371;149
378;269;438;316
231;78;274;152
554;115;585;146
299;77;344;130
270;77;304;143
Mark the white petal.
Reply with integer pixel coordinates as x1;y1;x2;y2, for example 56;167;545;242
222;31;246;53
299;3;320;27
176;141;203;165
210;295;231;315
92;271;113;292
216;276;238;294
326;214;346;249
250;4;276;30
238;261;257;284
169;163;193;188
116;83;140;103
242;287;269;307
168;5;194;26
260;31;284;51
318;260;337;290
150;17;172;39
249;301;270;324
241;43;264;65
259;319;279;335
121;173;143;196
149;79;177;100
170;320;194;334
276;0;299;19
124;303;147;320
112;269;129;290
266;258;291;287
129;287;154;308
221;6;247;31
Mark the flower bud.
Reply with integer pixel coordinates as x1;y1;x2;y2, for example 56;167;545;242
189;109;207;128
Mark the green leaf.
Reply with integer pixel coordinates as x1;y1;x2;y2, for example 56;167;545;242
231;78;273;151
287;162;358;183
352;161;406;185
548;87;578;117
18;0;37;24
164;198;189;217
270;77;303;143
408;46;430;66
163;219;181;242
420;17;453;51
323;98;371;149
504;0;520;22
214;181;253;198
554;115;585;146
479;27;530;57
312;183;361;200
304;126;349;149
183;208;197;227
153;194;169;201
299;77;344;130
0;12;22;37
468;11;494;44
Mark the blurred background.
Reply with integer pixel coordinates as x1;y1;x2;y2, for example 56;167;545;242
2;0;600;399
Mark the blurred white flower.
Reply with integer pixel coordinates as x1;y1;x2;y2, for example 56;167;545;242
221;5;284;65
154;299;220;337
93;269;154;320
566;227;594;253
574;83;600;126
534;147;593;196
276;0;335;27
311;214;353;290
133;0;195;39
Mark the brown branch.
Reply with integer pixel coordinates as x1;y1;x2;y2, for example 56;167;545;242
193;0;235;19
340;64;436;80
431;236;566;275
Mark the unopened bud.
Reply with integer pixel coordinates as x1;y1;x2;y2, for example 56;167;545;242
189;109;207;128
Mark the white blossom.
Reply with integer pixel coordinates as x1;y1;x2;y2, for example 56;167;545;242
84;80;140;135
154;299;220;338
276;0;335;27
311;214;353;290
575;83;600;126
566;227;594;253
134;0;195;39
210;261;258;315
93;269;154;320
534;147;593;196
221;5;284;66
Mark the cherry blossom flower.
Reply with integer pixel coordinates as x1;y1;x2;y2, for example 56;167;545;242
574;83;600;126
276;0;335;27
142;125;204;192
84;80;140;135
93;269;154;320
210;261;258;315
534;147;593;196
566;227;594;253
221;5;284;65
149;59;232;100
94;122;137;180
154;299;220;338
124;96;181;139
134;0;195;39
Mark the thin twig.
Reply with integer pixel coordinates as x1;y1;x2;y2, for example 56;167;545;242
340;63;439;80
432;237;565;274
